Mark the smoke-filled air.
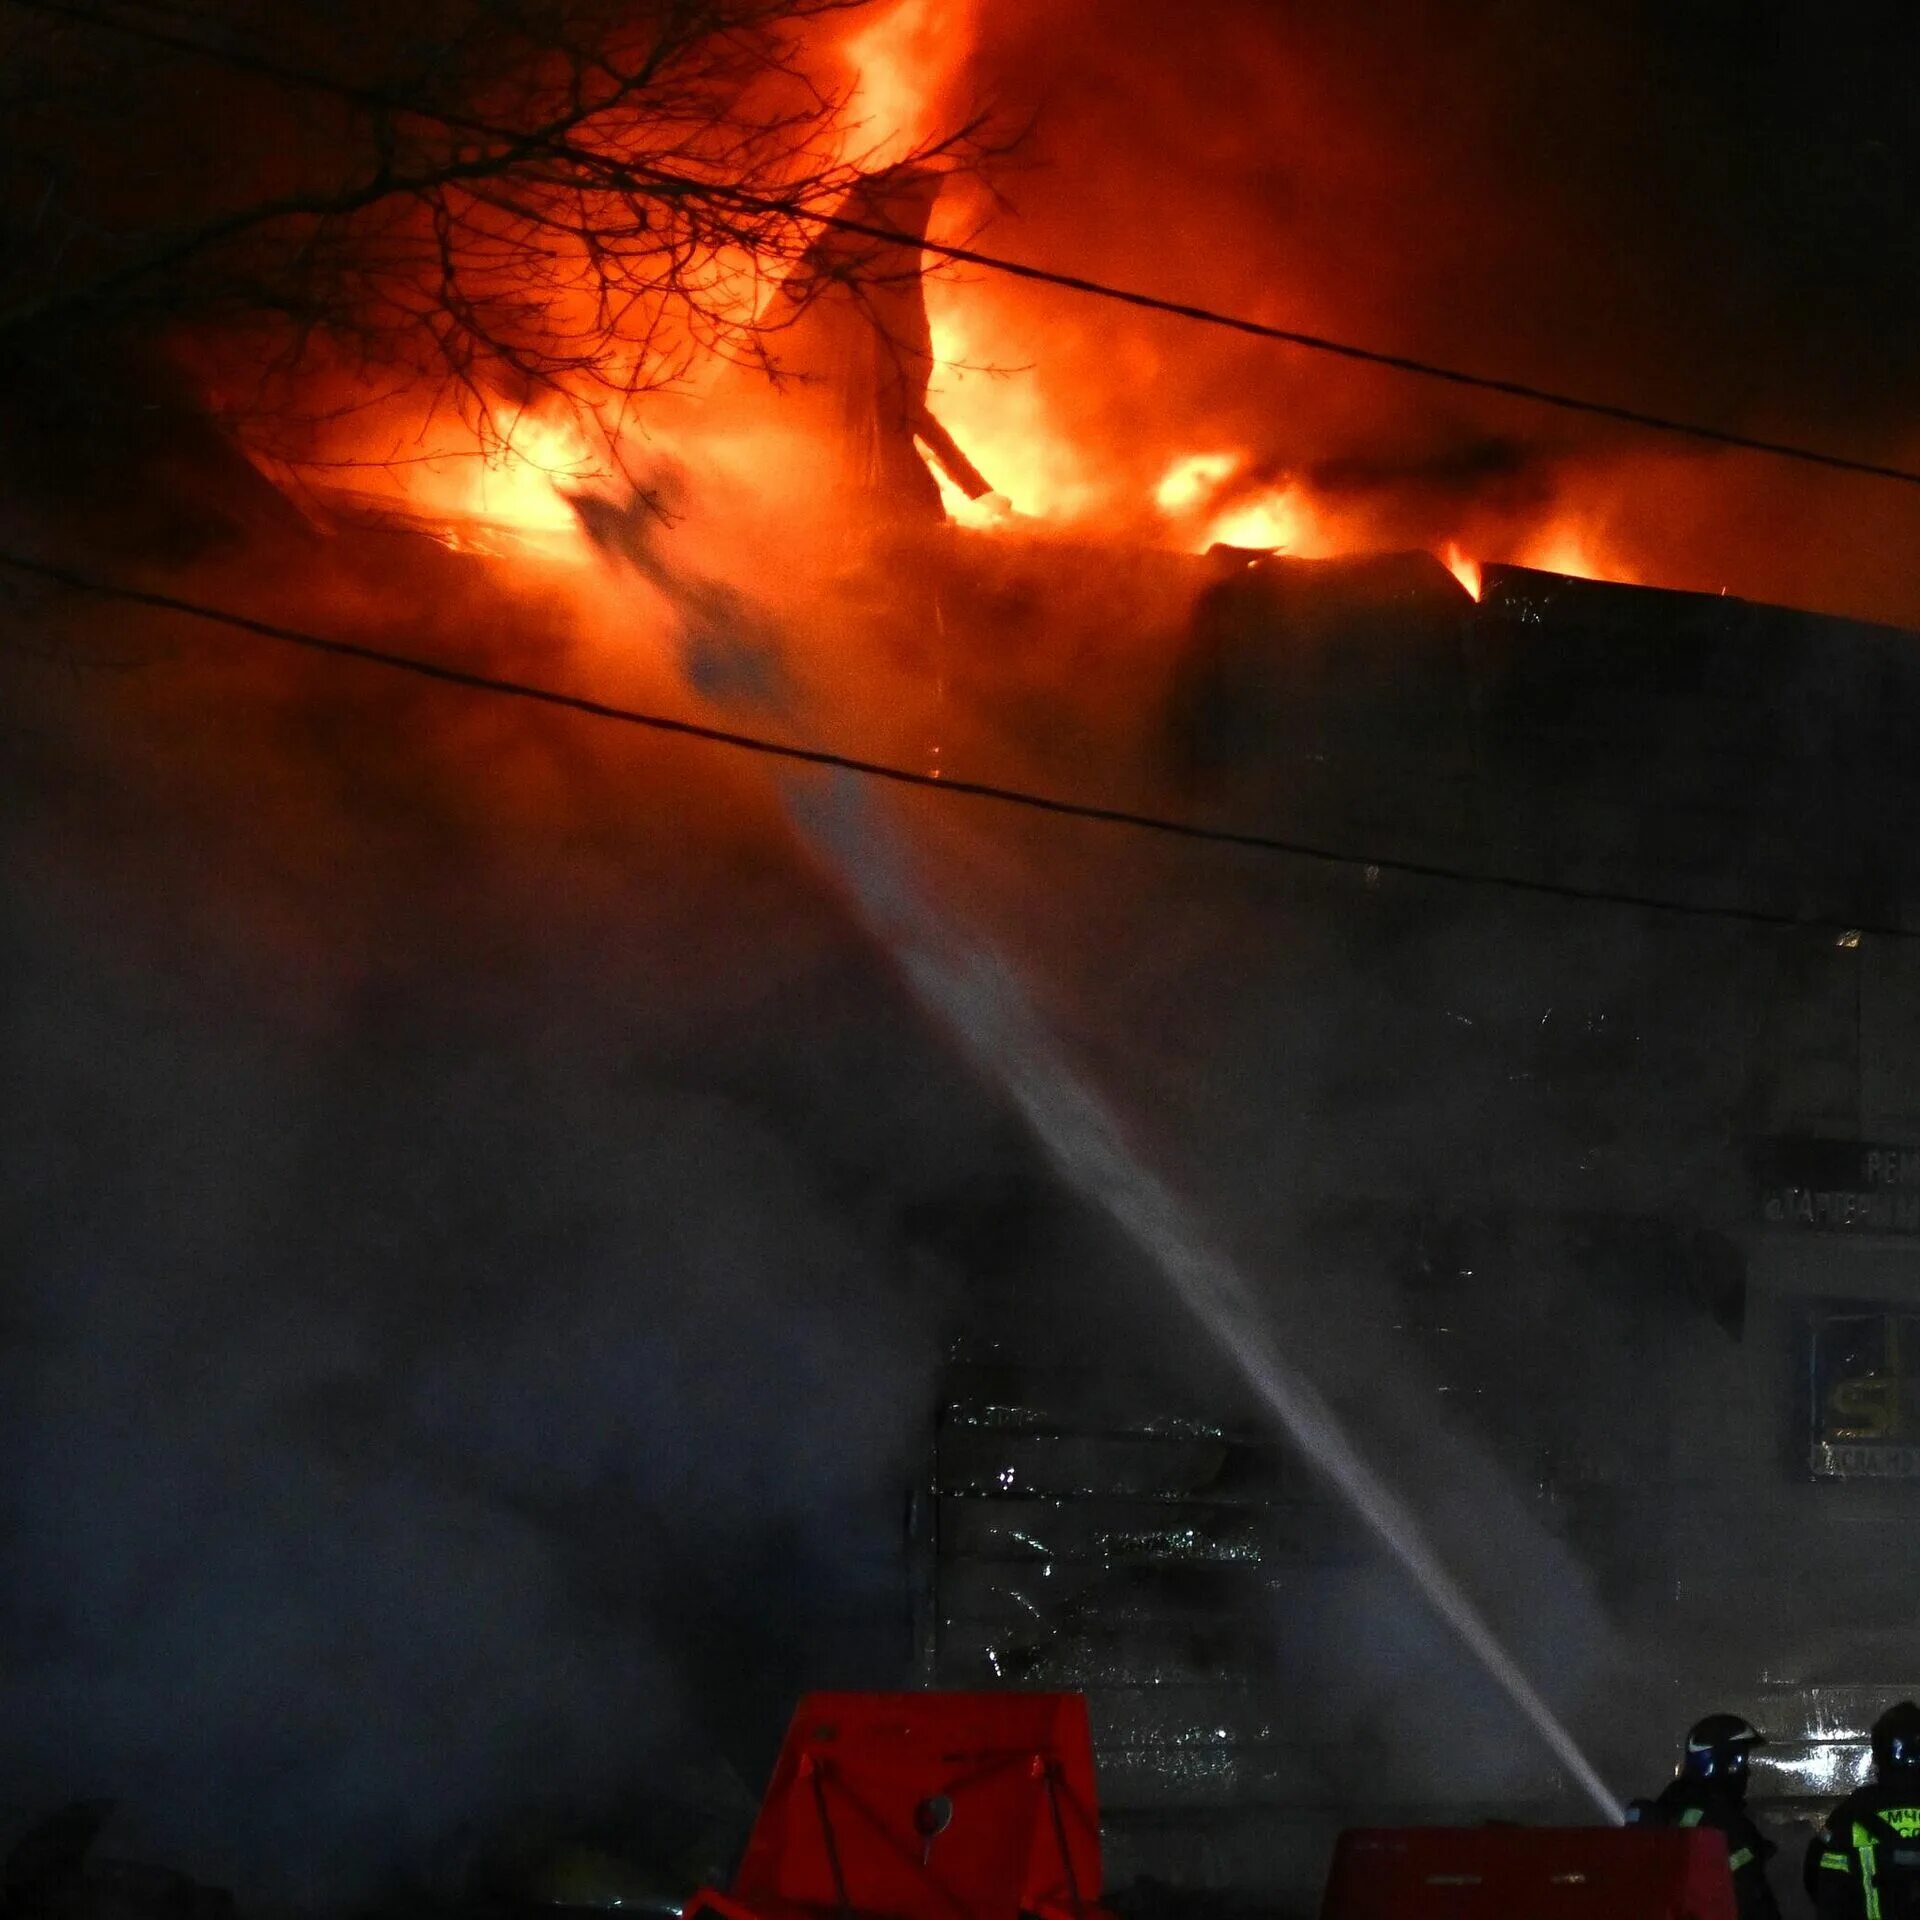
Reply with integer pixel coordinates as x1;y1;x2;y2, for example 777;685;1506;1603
6;2;1920;1917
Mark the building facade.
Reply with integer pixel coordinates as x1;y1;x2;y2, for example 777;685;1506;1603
914;552;1920;1913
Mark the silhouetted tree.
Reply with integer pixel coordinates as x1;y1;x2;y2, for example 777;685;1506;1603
0;0;976;455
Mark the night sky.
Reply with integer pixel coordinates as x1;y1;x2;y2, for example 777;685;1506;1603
5;0;1920;1911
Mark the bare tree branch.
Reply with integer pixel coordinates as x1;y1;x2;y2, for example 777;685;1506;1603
0;0;995;458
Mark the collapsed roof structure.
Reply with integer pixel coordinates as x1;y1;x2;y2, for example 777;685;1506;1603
754;164;995;524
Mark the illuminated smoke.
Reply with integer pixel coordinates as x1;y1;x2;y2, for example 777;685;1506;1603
792;771;1625;1826
11;0;1920;1900
191;0;1920;630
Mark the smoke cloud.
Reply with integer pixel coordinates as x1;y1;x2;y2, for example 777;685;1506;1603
0;538;1048;1905
10;2;1920;1909
924;0;1920;625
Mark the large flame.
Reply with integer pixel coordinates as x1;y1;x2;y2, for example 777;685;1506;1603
1203;485;1328;557
1155;453;1239;514
283;0;1680;611
470;407;602;528
841;0;974;160
923;305;1098;521
1442;543;1482;601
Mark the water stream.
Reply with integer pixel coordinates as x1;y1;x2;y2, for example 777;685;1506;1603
796;776;1623;1823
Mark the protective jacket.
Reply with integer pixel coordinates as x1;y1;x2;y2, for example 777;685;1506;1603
1810;1784;1920;1920
1635;1778;1781;1920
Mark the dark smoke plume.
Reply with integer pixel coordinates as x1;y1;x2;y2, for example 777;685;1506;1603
934;0;1920;624
0;550;1050;1905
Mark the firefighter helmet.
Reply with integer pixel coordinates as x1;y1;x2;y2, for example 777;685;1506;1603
1873;1701;1920;1780
1680;1713;1766;1796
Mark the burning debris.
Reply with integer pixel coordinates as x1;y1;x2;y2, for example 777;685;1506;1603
15;0;1920;1915
759;167;997;527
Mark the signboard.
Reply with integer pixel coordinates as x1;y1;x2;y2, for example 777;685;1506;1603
1757;1138;1920;1235
1808;1303;1920;1478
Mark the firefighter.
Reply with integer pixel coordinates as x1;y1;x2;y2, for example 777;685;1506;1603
1809;1701;1920;1919
1629;1713;1780;1920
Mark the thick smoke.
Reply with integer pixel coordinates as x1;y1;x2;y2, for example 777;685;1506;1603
0;530;1051;1905
3;411;1867;1907
2;473;1674;1910
792;770;1627;1819
926;0;1920;625
10;1;1919;1908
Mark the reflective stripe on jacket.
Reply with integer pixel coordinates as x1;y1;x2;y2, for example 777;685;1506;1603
1640;1783;1780;1920
1813;1798;1920;1920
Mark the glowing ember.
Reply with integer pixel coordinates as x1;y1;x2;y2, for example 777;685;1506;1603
1156;452;1241;513
467;405;603;532
922;306;1098;520
1443;543;1483;601
1203;484;1325;555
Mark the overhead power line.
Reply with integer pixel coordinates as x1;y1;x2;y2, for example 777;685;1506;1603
14;0;1920;494
830;223;1920;491
2;547;1909;942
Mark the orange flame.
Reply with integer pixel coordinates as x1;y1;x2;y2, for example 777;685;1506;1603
1203;483;1329;556
924;305;1099;520
840;0;973;159
279;1;1664;613
1443;543;1483;600
1156;452;1240;513
1516;523;1635;585
466;405;602;531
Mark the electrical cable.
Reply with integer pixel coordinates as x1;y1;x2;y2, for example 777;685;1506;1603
1;546;1906;942
12;0;1920;492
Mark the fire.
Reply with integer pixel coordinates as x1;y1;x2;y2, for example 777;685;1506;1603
1443;543;1483;601
922;304;1100;520
242;386;607;560
465;405;603;533
242;4;1660;613
1516;523;1635;586
390;399;605;560
1155;453;1240;513
1202;483;1328;556
840;0;974;160
1147;452;1338;559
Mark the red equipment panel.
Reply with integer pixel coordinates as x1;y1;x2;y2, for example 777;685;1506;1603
685;1692;1110;1920
1320;1827;1738;1920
